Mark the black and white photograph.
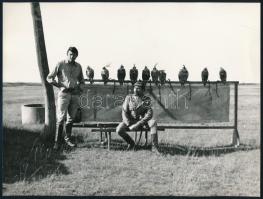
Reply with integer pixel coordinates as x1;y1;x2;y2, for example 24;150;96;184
2;2;260;196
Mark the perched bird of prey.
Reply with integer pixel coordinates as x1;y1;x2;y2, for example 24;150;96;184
86;66;94;84
117;65;126;85
101;67;109;85
201;68;209;86
178;65;189;86
159;70;166;85
151;66;159;85
142;66;150;82
219;67;227;84
130;65;138;85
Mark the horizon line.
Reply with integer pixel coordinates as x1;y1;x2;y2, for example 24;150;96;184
2;81;260;85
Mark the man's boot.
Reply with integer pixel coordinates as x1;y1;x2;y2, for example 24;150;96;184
120;133;135;150
53;124;64;150
151;133;159;153
64;123;76;147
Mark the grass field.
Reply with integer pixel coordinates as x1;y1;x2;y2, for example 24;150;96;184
2;84;260;196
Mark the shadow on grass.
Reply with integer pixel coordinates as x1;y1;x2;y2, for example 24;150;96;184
3;125;70;184
157;143;260;157
75;137;259;156
75;138;134;150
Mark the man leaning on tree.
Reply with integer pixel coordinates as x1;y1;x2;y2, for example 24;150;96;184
47;46;85;150
116;81;159;152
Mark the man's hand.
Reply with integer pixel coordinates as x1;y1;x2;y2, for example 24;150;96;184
129;122;143;131
78;83;85;92
50;80;64;88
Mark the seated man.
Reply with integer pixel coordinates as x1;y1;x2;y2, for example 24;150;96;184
116;81;159;152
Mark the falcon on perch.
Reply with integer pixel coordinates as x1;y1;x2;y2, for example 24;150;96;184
86;66;94;84
117;65;126;85
101;66;109;85
151;65;159;85
219;67;227;84
201;67;209;86
142;66;150;82
178;65;189;86
130;64;138;85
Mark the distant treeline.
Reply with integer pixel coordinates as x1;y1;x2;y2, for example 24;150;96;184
3;82;42;87
3;82;259;87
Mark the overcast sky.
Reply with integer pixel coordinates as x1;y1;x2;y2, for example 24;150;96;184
3;3;260;83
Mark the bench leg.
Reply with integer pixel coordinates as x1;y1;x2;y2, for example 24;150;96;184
105;132;108;142
100;131;103;142
136;131;142;146
107;131;111;150
135;131;137;143
144;131;148;146
232;129;240;147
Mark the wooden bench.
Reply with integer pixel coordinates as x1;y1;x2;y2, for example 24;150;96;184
91;126;165;150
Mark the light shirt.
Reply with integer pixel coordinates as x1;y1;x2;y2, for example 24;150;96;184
47;59;84;92
122;94;153;125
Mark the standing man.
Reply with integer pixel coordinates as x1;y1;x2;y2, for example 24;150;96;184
116;81;159;152
47;47;85;150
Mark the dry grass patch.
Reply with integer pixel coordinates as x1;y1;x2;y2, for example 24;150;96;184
2;84;260;196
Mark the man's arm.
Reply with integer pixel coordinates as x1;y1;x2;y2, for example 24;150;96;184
129;108;153;130
129;98;153;130
122;96;131;126
139;107;153;124
46;62;64;88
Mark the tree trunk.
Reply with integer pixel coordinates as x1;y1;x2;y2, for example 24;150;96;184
31;2;56;141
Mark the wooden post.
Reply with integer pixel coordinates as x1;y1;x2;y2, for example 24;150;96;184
232;82;240;147
31;2;56;140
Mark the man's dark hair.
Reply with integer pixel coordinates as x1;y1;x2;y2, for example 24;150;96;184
67;47;78;56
